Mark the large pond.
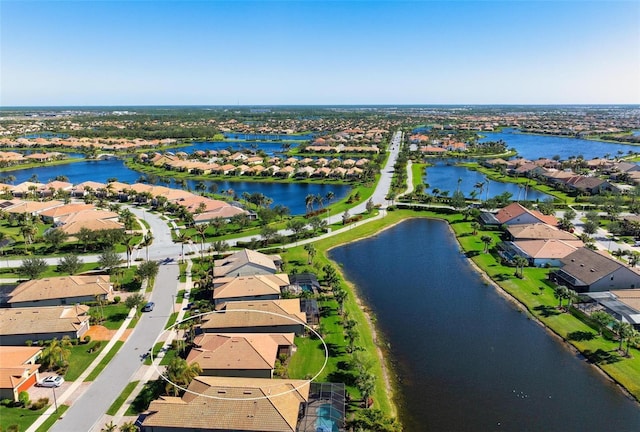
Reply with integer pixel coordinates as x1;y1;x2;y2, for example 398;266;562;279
424;162;551;201
167;140;297;156
481;128;640;160
5;159;350;215
330;219;640;431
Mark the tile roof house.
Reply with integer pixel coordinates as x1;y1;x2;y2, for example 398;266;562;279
213;249;282;278
0;305;91;345
187;333;295;378
8;275;112;308
495;203;558;226
505;223;578;241
141;376;309;432
499;239;583;267
0;346;42;402
202;299;307;335
550;248;640;293
212;274;290;306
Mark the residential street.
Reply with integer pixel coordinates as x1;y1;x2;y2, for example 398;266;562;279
49;262;178;432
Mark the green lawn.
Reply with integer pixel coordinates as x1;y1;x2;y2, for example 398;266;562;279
64;342;107;381
0;404;49;432
100;303;131;330
106;381;139;415
34;404;69;432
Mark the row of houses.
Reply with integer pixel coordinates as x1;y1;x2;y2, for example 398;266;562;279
144;152;370;179
141;249;339;431
484;157;640;194
0;180;249;225
0;137;177;151
0;151;66;166
482;202;640;330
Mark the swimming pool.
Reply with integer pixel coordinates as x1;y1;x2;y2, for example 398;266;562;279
314;403;340;432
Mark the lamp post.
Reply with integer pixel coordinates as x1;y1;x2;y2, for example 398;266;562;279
52;386;58;413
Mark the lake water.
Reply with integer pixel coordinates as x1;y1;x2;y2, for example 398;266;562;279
424;162;551;201
222;132;314;141
481;128;640;160
168;141;297;156
330;219;640;431
5;159;350;215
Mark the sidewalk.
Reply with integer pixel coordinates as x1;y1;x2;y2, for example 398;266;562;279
96;259;194;431
26;306;138;432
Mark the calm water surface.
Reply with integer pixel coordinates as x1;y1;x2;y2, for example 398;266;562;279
6;159;350;215
424;163;551;201
481;129;640;160
330;219;640;431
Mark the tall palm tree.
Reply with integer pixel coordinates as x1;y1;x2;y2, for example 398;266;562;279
41;337;72;370
304;243;316;264
122;234;136;268
177;231;191;262
305;194;316;214
590;310;612;336
164;358;202;396
194;224;207;259
513;255;528;278
480;235;492;253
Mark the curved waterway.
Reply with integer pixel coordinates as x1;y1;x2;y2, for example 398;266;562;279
330;219;640;431
6;159;350;215
481;128;640;161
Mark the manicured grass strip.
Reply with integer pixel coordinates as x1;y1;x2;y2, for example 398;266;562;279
106;381;139;415
0;404;48;432
165;312;179;329
35;404;69;432
100;303;131;330
145;342;164;366
85;341;125;381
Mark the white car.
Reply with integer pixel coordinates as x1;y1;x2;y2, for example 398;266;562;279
38;375;64;388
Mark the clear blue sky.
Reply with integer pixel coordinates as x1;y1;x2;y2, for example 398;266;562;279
1;1;639;106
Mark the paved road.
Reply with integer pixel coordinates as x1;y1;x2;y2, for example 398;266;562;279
50;262;179;432
1;133;403;269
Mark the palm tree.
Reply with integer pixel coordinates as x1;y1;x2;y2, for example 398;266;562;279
305;194;316;214
194;224;208;258
20;223;38;253
356;372;377;408
480;235;492;253
513;255;528;278
176;231;191;262
40;337;72;370
304;243;316;264
164;358;202;396
554;285;569;309
334;288;347;315
101;421;117;432
118;422;139;432
613;321;634;352
122;234;136;268
470;222;480;236
625;328;640;356
325;191;335;205
590;310;613;336
142;232;154;261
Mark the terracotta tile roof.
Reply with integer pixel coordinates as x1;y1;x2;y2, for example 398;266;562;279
0;347;42;392
0;305;90;337
513;239;583;259
39;203;95;219
143;376;309;431
213;249;280;278
495;203;558;226
58;218;124;235
8;275;111;304
202;299;306;331
213;274;289;302
506;223;578;241
187;333;293;371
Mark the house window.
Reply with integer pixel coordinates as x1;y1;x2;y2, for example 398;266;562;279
610;276;614;280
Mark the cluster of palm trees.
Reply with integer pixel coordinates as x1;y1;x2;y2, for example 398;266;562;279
305;191;334;215
590;310;640;356
553;285;579;310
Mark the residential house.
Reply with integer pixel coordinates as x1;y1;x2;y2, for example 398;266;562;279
140;376;309;432
550;248;640;292
498;239;583;267
186;333;295;378
8;275;112;308
0;346;42;402
212;274;289;306
565;176;614;195
495;202;558;226
0;305;91;345
213;249;282;278
585;289;640;329
505;223;579;241
202;299;307;335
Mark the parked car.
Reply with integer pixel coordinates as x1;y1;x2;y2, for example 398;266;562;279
38;375;64;388
142;302;155;312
